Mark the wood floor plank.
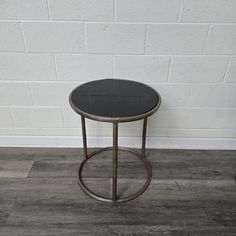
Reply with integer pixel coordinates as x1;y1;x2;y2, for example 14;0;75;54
108;225;236;236
7;199;211;227
0;148;235;234
0;226;20;236
176;179;236;201
28;161;80;178
6;178;211;227
0;199;15;226
26;148;236;180
0;147;84;161
0;178;27;202
0;225;108;236
147;149;236;162
0;161;33;178
202;200;236;227
28;160;173;179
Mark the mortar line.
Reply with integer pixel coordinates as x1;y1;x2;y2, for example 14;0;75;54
203;24;211;54
19;22;28;53
223;56;232;82
177;0;183;22
46;0;51;21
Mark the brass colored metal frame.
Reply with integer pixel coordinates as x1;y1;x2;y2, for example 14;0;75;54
69;79;161;203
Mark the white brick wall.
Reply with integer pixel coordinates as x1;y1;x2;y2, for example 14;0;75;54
55;55;113;81
0;54;56;80
226;57;236;82
146;24;209;54
22;22;85;53
205;25;236;54
0;0;235;148
169;56;228;82
86;23;146;54
0;22;25;51
0;0;49;20
116;0;180;22
180;0;236;23
114;56;170;83
49;0;113;21
11;107;63;128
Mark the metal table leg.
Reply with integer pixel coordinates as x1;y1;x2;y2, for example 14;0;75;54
112;123;118;201
77;116;152;203
142;117;148;157
81;116;87;159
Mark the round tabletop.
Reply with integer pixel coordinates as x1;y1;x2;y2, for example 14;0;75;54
69;79;161;122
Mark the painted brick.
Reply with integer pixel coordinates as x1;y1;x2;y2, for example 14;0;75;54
86;128;112;137
116;0;180;22
205;25;236;54
0;108;13;127
180;0;236;22
86;119;111;129
55;55;113;81
49;0;113;21
22;22;85;53
0;54;56;81
152;84;192;108
0;82;32;105
212;109;236;129
190;84;236;108
62;108;81;128
114;56;170;83
224;84;236;108
86;23;146;54
42;128;80;136
225;57;236;82
62;108;112;129
0;128;42;136
0;0;49;20
119;121;142;136
42;125;143;137
30;82;78;106
149;109;214;129
147;128;236;138
146;24;208;54
0;22;24;52
169;56;228;83
11;107;63;128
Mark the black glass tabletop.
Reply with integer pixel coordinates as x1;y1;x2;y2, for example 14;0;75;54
69;79;160;121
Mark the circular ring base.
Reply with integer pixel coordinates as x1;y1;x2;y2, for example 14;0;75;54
77;147;152;203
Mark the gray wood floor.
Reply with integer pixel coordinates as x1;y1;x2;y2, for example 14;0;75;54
0;148;235;235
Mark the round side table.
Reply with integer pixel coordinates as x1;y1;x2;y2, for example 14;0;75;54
69;79;161;203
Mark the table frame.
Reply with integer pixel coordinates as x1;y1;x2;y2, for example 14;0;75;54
69;81;161;203
78;116;152;203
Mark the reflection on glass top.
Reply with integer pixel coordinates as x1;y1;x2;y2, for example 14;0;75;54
70;79;160;118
